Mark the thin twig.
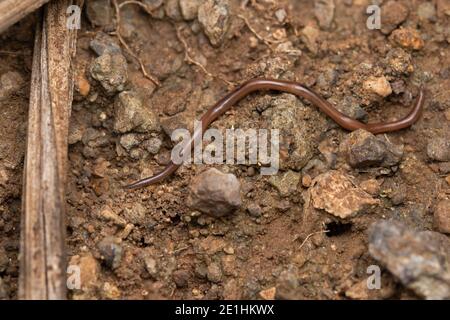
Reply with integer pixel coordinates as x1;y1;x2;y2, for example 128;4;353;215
237;14;284;48
111;0;160;86
173;246;190;255
298;230;330;250
119;0;157;16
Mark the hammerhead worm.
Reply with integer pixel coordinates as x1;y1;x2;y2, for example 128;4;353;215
125;78;425;190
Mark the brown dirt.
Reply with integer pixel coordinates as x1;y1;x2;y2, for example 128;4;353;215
0;0;449;300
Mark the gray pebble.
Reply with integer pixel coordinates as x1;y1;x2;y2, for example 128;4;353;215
427;137;450;162
90;53;128;94
97;237;123;270
369;220;450;299
188;168;241;218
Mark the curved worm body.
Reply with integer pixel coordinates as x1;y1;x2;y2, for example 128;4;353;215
125;78;425;190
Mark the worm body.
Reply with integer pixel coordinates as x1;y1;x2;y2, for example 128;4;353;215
125;78;425;190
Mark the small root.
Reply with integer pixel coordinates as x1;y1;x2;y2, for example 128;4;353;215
297;230;330;250
237;14;284;48
111;0;160;87
175;25;235;87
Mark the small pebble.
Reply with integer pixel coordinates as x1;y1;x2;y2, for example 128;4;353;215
172;270;190;288
206;262;223;283
390;28;425;50
380;1;409;34
97;237;123;270
188;168;241;218
363;76;392;97
302;174;312;187
247;203;262;217
427;137;450;162
360;179;381;196
198;0;230;47
434;199;450;234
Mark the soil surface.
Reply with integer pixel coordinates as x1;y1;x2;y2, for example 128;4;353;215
0;0;449;300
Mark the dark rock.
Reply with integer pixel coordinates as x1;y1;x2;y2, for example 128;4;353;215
389;188;406;206
247;203;262;217
142;0;165;19
340;129;403;168
194;263;208;279
97;237;123;270
336;96;368;121
391;79;406;94
188;168;241;218
275;266;300;299
81;128;109;148
143;0;164;11
90;32;121;56
172;269;190;287
369;220;450;299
